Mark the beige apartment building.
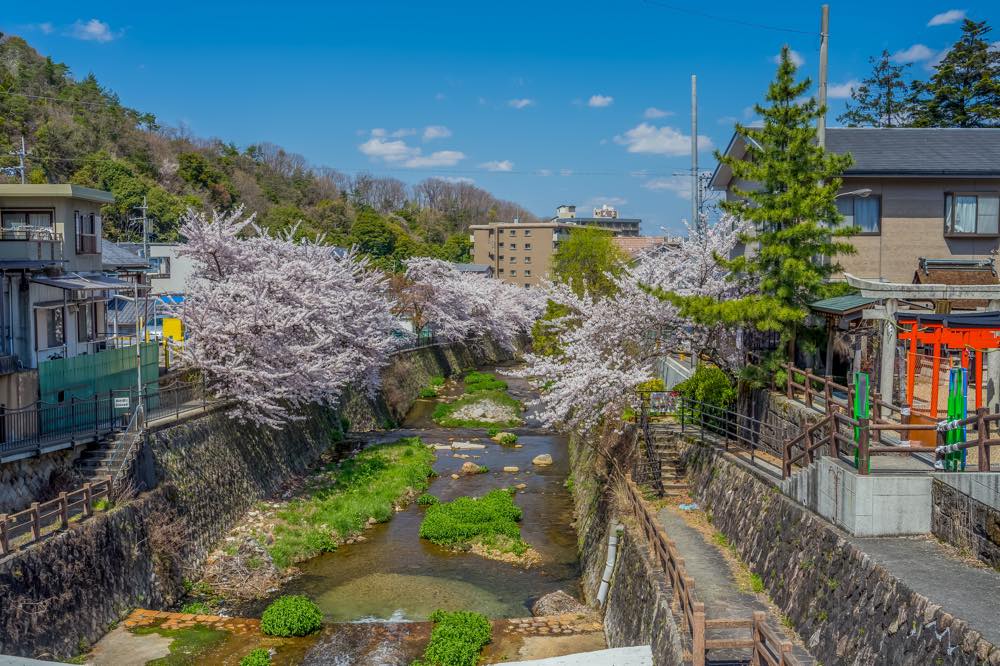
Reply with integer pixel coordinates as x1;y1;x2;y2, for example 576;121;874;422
469;221;574;287
710;128;1000;283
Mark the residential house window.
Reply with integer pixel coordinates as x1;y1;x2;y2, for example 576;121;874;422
75;211;99;254
510;270;517;277
836;196;881;234
524;242;532;250
509;243;516;249
945;193;999;235
77;302;96;343
35;307;65;350
1;210;54;239
148;256;171;278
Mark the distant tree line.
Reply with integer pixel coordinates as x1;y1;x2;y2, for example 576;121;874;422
0;33;536;270
839;19;1000;128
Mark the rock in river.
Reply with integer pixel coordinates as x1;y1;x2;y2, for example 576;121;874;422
532;454;553;466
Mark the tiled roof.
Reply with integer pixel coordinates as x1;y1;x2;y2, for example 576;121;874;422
827;128;1000;177
809;294;877;315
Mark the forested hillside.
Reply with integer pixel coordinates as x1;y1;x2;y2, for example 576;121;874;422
0;33;536;267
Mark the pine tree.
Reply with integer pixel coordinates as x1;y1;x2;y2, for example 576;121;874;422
838;50;911;127
671;47;854;361
908;19;1000;127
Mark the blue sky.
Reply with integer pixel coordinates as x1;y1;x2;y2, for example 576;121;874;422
3;1;998;234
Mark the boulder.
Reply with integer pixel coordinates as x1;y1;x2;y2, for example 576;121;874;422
503;466;520;473
532;454;553;466
531;590;589;617
460;461;482;475
450;474;460;480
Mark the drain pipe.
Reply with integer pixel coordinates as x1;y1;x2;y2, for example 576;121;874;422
597;521;623;606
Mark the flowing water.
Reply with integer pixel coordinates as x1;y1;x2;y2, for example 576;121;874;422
261;368;580;623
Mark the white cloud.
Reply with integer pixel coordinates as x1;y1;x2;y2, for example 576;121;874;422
928;9;966;26
69;18;117;42
404;150;466;168
642;177;692;199
358;132;465;168
560;169;573;177
588;94;614;108
614;123;714;156
828;80;860;99
423;125;452;141
717;115;738;126
773;49;804;67
479;160;514;172
442;176;475;184
537;169;552;177
508;98;534;109
892;43;936;63
643;107;671;119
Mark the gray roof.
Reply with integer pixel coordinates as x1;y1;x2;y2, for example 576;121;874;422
454;263;492;273
711;127;1000;190
828;128;1000;177
102;241;149;270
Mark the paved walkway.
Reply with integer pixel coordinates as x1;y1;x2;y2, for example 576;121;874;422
848;535;1000;646
489;645;653;665
657;506;814;664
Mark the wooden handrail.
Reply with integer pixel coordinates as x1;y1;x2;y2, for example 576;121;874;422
0;478;111;556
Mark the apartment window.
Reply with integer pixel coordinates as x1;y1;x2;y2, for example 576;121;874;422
945;193;999;235
524;229;532;237
509;256;517;263
524;269;532;277
75;211;99;254
524;256;532;264
524;242;532;250
509;243;517;249
148;256;171;278
509;229;516;236
510;270;517;277
836;196;881;234
499;242;505;248
35;307;65;350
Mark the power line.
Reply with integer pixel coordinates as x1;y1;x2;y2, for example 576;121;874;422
638;0;818;36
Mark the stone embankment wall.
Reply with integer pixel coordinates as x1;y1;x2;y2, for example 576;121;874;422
568;424;685;666
0;339;513;660
680;438;1000;666
932;476;1000;572
0;448;84;515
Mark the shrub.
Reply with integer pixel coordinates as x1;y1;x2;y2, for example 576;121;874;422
239;648;272;666
493;432;518;446
486;426;500;437
418;387;439;398
92;497;110;512
413;610;492;666
463;371;507;393
260;595;323;637
417;493;440;506
419;488;527;556
674;366;735;408
428;375;446;387
181;601;212;615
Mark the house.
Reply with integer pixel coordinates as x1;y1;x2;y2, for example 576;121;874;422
117;242;194;295
469;221;575;287
454;263;493;277
550;204;641;237
613;236;675;260
710;128;1000;283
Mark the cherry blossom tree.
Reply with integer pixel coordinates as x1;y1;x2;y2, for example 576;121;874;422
522;214;753;432
175;206;399;427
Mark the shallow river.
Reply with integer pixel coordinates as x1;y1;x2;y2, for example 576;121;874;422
256;368;580;622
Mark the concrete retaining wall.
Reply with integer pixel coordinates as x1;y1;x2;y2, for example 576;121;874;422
0;339;512;659
681;438;1000;665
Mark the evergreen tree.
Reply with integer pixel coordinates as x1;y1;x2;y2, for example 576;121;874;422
671;47;854;361
551;227;627;298
908;19;1000;127
838;50;911;127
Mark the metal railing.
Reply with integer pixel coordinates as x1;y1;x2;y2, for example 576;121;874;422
637;396;665;497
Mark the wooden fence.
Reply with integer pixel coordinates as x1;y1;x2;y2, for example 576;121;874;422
0;478;111;556
622;474;801;666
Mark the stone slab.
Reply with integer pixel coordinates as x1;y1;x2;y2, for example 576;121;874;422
489;645;653;665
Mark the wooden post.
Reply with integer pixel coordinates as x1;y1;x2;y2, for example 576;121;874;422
779;640;793;665
824;378;833;416
804;368;813;408
872;392;883;445
930;338;942;419
857;418;870;475
0;514;8;555
786;363;793;399
805;425;815;465
751;611;765;666
782;439;791;479
692;600;706;666
30;502;40;540
59;492;68;529
83;483;93;517
977;408;990;472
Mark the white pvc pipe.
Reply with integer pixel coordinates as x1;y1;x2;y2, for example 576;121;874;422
597;522;623;606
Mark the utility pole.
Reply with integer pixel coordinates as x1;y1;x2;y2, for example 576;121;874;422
817;4;830;148
7;136;28;184
691;74;699;229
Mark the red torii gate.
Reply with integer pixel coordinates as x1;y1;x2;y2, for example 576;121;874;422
898;312;1000;417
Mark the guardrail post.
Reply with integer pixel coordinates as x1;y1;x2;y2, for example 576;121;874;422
782;438;791;479
83;483;93;517
751;611;765;666
824;377;833;416
692;600;706;666
69;397;76;444
977;408;990;472
857;417;870;475
804;368;813;408
0;514;8;555
58;492;68;529
30;502;40;540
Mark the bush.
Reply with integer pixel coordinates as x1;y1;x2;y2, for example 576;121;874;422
260;595;323;637
486;426;500;437
492;432;518;446
181;601;212;615
674;366;735;408
419;488;527;556
417;493;440;506
463;371;507;393
413;610;492;666
418;387;439;398
429;375;446;387
240;648;272;666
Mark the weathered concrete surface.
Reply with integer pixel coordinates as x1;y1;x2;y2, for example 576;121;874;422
490;645;653;665
782;457;932;536
0;339;514;660
932;477;1000;571
681;437;1000;665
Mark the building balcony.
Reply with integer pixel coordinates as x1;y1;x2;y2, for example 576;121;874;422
0;228;64;262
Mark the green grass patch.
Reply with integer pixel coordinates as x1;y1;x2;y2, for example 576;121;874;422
413;609;492;666
269;438;435;568
432;391;522;429
131;623;229;665
260;595;323;637
240;648;272;666
749;573;764;593
419;488;528;556
417;493;440;506
492;432;518;446
180;601;213;615
429;375;446;387
419;375;448;398
463;371;508;393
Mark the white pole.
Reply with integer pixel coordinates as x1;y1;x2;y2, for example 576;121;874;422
691;75;699;228
817;4;830;149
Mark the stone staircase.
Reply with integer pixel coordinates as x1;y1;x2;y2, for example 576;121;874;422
649;423;689;497
75;429;129;483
